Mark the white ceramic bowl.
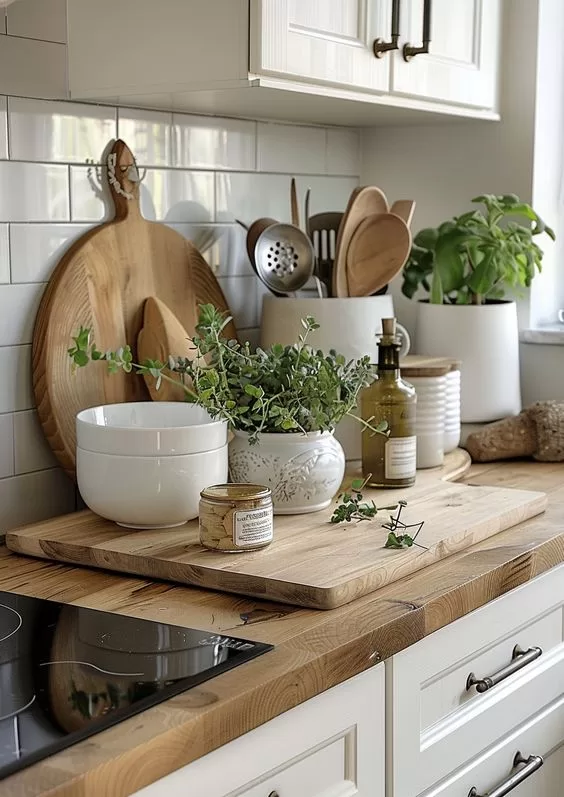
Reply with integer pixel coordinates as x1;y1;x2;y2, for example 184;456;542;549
77;445;228;529
77;402;227;456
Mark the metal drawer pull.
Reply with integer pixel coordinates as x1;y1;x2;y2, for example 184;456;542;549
468;752;543;797
466;645;542;693
403;0;432;61
374;0;400;57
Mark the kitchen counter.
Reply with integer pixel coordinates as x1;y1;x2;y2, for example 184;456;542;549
2;460;564;797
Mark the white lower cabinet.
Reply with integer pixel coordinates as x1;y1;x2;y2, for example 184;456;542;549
132;664;385;796
388;563;564;797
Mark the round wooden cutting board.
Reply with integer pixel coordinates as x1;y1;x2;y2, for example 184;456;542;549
33;139;236;479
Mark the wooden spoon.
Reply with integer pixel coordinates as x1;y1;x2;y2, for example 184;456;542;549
332;186;389;297
390;199;416;227
346;212;412;297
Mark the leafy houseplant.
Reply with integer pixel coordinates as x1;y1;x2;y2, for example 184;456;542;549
401;194;555;423
402;194;555;306
69;304;387;514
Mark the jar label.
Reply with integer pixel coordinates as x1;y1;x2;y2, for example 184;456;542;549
385;436;417;479
233;508;273;547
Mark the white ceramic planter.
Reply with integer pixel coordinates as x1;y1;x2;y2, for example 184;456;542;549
228;430;345;514
260;296;410;461
416;301;521;422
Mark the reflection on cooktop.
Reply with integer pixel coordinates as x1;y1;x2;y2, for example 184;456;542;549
0;590;272;781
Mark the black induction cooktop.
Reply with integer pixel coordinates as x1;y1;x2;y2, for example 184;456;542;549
0;590;272;781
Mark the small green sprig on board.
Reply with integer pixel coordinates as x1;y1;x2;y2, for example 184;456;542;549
330;474;398;524
382;501;426;550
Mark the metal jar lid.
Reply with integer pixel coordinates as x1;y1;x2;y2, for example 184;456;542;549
200;484;271;502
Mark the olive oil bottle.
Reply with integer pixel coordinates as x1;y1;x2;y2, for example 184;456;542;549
361;318;416;488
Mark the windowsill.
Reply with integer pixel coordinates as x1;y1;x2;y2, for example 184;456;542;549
520;327;564;345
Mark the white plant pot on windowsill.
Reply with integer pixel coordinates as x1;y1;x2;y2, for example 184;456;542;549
228;430;346;515
415;300;521;422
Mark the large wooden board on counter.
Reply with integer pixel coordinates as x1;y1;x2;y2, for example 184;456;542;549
33;138;236;480
7;453;547;610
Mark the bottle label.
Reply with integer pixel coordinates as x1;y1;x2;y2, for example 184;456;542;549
385;436;417;479
233;508;273;548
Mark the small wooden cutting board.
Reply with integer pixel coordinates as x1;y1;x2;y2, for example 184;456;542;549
6;476;546;610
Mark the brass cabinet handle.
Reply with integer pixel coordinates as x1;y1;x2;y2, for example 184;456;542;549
373;0;400;57
468;752;543;797
403;0;432;61
466;645;542;693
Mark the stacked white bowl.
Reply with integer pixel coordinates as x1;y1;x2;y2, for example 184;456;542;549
76;403;228;529
409;375;447;469
444;367;462;453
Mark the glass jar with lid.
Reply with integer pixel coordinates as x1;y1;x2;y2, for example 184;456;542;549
199;484;273;553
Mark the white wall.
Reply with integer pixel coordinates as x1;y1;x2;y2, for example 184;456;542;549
361;0;564;405
0;1;360;533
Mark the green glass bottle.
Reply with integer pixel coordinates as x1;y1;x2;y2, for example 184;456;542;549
361;318;417;488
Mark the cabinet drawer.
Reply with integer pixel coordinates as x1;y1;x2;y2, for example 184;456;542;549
420;694;564;796
388;564;564;797
133;664;384;797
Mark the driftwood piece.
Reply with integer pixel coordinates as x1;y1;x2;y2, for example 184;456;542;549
465;401;564;463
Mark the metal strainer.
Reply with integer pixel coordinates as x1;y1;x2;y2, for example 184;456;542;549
254;223;315;294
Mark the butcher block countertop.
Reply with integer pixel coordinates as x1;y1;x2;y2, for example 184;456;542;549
2;459;564;797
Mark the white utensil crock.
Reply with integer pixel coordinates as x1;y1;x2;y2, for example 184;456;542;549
260;296;410;460
416;301;521;422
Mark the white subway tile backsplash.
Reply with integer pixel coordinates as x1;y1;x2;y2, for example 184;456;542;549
0;467;75;532
0;413;14;478
0;162;69;221
0;345;33;413
69;165;111;222
0;35;67;99
10;223;91;283
118;108;173;167
218;276;258;329
216;172;292;223
141;169;215;222
0;283;45;345
9;97;116;163
0;96;6;159
0;224;8;282
294;175;358;215
174;115;256;171
326;129;360;176
13;409;57;474
6;0;67;43
211;225;253;277
257;122;326;174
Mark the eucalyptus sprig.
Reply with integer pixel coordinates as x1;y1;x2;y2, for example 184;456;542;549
69;304;389;444
330;475;397;524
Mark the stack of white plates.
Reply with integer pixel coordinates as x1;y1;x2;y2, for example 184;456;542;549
409;375;447;469
444;368;462;452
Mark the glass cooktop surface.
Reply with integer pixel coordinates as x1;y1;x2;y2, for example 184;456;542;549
0;590;272;780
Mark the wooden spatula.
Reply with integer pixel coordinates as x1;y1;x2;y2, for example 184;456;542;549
346;212;412;297
332;186;388;297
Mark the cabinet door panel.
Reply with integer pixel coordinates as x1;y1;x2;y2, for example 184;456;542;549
251;0;392;92
392;0;501;109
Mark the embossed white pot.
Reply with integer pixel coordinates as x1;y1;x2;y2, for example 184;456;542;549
228;430;346;515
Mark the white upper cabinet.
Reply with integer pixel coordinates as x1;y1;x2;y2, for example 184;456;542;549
250;0;392;92
392;0;501;108
66;0;502;124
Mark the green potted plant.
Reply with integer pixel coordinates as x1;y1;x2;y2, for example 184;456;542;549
69;304;386;515
401;194;555;422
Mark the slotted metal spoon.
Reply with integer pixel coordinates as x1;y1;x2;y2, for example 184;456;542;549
254;223;315;294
